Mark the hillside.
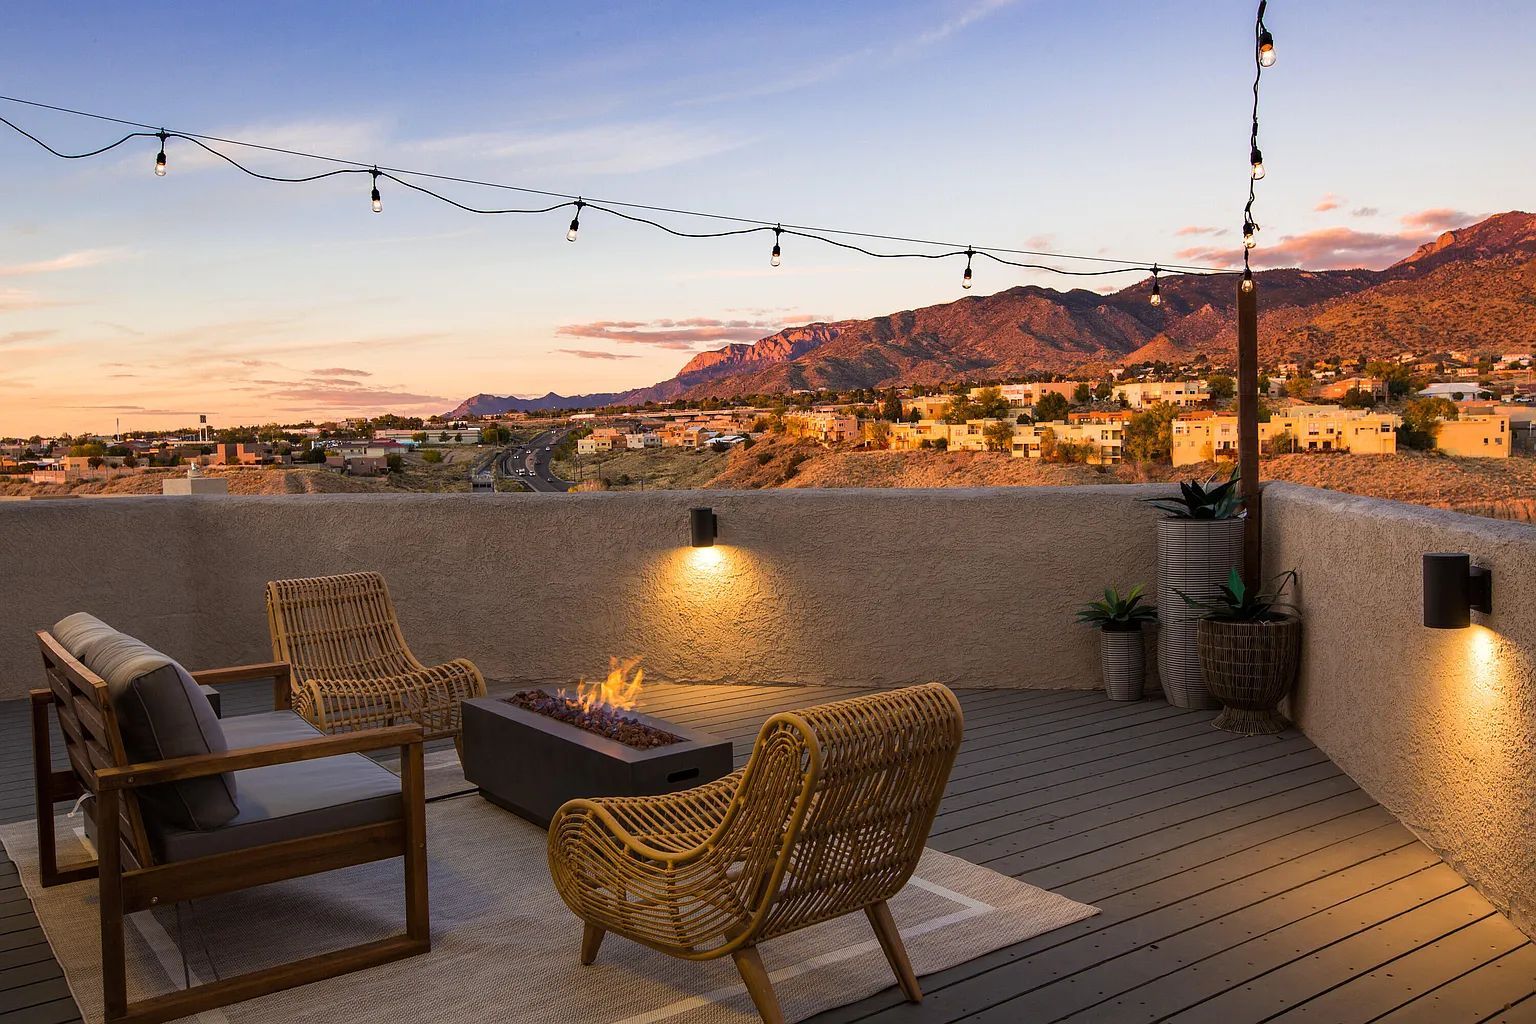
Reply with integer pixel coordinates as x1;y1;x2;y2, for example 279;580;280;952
449;211;1536;415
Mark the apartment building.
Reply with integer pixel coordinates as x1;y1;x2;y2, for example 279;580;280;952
900;396;955;420
623;431;661;449
783;411;859;444
1113;380;1210;409
1436;414;1512;458
1011;418;1125;464
1171;405;1399;466
887;420;963;450
577;428;627;454
967;382;1082;406
376;427;483;444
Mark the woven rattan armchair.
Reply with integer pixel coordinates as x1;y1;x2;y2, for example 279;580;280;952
266;572;486;744
548;683;964;1024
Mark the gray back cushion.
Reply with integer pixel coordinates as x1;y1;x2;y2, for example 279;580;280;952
52;613;238;832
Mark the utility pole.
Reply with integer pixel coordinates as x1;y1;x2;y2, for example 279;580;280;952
1237;277;1262;589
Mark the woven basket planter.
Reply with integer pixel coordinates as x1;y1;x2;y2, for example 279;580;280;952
1098;629;1146;701
1155;517;1245;710
1195;616;1302;735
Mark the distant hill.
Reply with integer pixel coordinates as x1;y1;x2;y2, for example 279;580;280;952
445;390;626;418
446;211;1536;414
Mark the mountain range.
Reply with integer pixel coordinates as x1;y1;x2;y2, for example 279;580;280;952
447;211;1536;417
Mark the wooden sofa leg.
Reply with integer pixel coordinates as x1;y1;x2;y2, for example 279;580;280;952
732;946;784;1024
866;900;922;1003
97;789;129;1023
400;741;430;946
580;923;605;965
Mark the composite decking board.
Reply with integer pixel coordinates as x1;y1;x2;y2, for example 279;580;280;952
0;977;74;1015
0;689;1531;1024
1385;943;1536;1024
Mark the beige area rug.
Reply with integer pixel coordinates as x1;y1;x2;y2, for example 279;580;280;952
3;784;1096;1024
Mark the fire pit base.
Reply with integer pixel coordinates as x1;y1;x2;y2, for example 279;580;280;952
461;692;734;828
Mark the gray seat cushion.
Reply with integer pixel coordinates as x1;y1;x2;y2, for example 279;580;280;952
51;613;237;831
148;711;403;863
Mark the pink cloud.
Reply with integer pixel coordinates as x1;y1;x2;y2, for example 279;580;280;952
1314;193;1342;212
312;366;372;378
556;316;781;350
1176;226;1423;270
1175;225;1226;237
553;349;641;360
1351;206;1379;218
1399;208;1479;232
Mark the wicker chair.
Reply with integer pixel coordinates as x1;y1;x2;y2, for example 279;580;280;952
547;683;964;1024
266;572;486;744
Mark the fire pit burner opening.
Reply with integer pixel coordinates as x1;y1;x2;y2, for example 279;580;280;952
504;689;681;749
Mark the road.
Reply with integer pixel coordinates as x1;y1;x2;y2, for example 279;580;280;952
495;428;575;492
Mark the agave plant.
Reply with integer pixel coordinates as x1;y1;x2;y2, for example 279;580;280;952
1179;568;1298;622
1144;468;1245;519
1076;584;1158;632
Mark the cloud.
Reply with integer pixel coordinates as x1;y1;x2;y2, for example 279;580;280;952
907;0;1020;50
1351;207;1379;218
553;349;642;360
556;316;782;350
0;288;62;311
1176;226;1422;270
260;384;448;408
311;367;372;378
0;248;127;277
1175;225;1227;237
0;329;57;347
1400;208;1479;232
1314;193;1343;212
411;122;742;176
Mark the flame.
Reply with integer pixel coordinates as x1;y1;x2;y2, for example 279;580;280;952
568;656;645;713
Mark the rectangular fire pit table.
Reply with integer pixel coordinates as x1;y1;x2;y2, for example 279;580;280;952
461;691;735;828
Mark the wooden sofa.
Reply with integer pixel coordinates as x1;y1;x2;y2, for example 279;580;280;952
31;615;429;1024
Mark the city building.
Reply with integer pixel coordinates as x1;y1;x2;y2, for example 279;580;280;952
1113;381;1210;409
783;411;859;444
1011;418;1125;463
1417;383;1492;402
624;432;662;449
377;427;483;445
1171;405;1400;466
1435;414;1511;458
577;429;627;454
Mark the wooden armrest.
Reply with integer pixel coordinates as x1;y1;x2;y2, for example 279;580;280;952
190;661;291;687
97;723;423;791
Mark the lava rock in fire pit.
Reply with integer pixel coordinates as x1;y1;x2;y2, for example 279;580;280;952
504;689;681;749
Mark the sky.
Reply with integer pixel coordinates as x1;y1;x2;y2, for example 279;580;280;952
1;0;1532;436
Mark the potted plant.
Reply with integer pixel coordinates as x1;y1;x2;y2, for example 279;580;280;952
1143;470;1246;710
1181;569;1302;735
1075;585;1157;701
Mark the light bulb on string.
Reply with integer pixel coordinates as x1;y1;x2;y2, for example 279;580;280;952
1241;266;1255;293
567;199;583;242
1250;146;1265;180
770;225;781;267
1149;265;1163;307
154;131;167;177
1243;219;1259;249
962;248;974;290
1258;30;1276;67
370;168;382;213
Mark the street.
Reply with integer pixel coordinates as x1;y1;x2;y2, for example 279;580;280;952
495;428;574;492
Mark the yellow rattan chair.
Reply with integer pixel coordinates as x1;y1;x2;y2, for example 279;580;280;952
547;683;964;1024
265;572;486;744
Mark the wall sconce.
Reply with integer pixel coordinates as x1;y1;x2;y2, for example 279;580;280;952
689;506;718;547
1423;553;1492;629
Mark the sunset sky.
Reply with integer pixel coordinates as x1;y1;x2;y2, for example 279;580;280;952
2;0;1531;436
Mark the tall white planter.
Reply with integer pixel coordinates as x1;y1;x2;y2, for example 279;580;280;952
1156;518;1246;710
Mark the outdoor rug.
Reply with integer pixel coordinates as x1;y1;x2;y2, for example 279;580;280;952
3;783;1097;1024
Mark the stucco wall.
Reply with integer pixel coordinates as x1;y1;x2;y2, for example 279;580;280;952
0;486;1166;701
1264;482;1536;938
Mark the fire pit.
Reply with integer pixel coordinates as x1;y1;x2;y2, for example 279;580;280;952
461;658;733;828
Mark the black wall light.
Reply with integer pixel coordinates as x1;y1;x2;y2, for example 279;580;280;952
1423;553;1492;628
689;506;718;547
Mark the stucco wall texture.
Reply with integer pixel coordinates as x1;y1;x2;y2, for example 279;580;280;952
0;486;1165;702
1264;482;1536;939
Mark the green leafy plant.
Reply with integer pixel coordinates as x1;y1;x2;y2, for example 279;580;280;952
1144;468;1244;519
1180;568;1298;622
1076;585;1158;632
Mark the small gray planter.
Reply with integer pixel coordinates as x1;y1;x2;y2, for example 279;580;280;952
1098;629;1146;701
1155;517;1245;710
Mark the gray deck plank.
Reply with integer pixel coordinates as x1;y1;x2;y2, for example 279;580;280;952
0;684;1530;1024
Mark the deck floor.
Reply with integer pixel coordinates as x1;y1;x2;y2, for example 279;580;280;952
2;681;1532;1024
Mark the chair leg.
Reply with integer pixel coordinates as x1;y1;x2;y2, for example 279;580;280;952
731;945;785;1024
865;900;922;1003
97;789;128;1022
580;923;605;965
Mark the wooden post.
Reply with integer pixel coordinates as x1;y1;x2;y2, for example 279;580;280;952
1236;276;1263;587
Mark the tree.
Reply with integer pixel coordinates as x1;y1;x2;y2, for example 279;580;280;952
299;446;327;464
971;386;1012;420
68;442;106;458
421;449;444;464
1207;374;1236;403
983;419;1014;453
942;395;979;424
1034;391;1071;423
864;420;892;448
1400;397;1458;450
1339;387;1377;409
385;453;404;473
1037;427;1059;462
1123;401;1179;463
87;456;105;469
411;432;428;443
1073;382;1093;405
1094;380;1112;402
880;392;903;421
1264;430;1295;457
120;454;138;468
906;408;921;424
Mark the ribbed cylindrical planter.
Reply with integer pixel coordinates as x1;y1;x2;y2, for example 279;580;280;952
1155;517;1245;710
1196;616;1302;735
1098;629;1146;701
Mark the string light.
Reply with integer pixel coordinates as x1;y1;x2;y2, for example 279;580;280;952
1241;1;1274;287
1243;219;1259;249
1249;146;1265;180
0;94;1237;295
1241;267;1255;293
1149;265;1163;307
1258;29;1276;67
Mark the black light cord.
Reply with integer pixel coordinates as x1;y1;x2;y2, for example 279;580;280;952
1243;0;1271;275
0;92;1233;281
